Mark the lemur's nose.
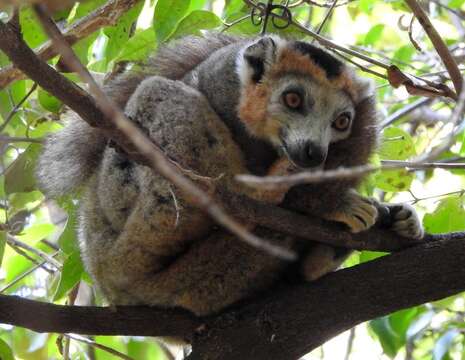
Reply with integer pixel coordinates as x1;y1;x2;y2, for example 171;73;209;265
288;142;327;168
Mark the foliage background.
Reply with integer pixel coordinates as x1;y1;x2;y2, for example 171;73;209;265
0;0;465;359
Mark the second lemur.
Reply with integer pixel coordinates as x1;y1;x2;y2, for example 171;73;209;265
37;34;424;316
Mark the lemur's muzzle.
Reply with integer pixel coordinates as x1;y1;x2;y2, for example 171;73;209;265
286;141;327;169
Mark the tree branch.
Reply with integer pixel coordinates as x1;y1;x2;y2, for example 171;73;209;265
405;0;463;94
1;236;464;360
189;236;465;360
0;0;141;90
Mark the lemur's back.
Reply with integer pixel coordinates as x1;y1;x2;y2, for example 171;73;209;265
36;33;241;196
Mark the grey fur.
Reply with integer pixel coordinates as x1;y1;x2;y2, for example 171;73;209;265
36;113;105;197
36;34;424;319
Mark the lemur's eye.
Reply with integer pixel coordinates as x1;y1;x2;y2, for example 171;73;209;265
283;92;302;110
332;113;352;131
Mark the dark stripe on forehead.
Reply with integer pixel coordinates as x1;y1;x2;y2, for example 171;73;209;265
293;41;343;79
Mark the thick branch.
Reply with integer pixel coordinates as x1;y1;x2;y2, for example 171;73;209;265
190;236;465;360
0;295;199;339
1;236;464;360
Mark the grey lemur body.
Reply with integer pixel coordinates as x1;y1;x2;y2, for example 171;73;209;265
37;33;423;316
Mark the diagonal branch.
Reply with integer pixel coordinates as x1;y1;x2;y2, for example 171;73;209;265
405;0;463;95
0;0;142;90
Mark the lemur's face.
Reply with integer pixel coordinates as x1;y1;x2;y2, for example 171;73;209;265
267;75;354;168
236;36;373;169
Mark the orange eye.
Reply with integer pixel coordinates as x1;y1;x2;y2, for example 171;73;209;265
283;92;302;109
332;113;351;131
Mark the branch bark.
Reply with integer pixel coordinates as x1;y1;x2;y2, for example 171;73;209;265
1;236;464;360
0;0;141;89
405;0;463;95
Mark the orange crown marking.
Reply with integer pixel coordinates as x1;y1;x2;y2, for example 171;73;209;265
270;48;357;101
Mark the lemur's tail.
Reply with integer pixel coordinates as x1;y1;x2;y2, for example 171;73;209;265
36;71;145;197
36;113;106;197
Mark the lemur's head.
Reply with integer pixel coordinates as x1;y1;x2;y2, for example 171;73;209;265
236;36;375;169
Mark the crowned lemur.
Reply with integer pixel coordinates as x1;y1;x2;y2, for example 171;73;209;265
37;34;423;316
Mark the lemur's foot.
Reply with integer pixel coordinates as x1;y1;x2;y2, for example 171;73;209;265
323;190;378;233
383;203;424;239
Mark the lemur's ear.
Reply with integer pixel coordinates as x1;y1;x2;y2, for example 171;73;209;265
238;37;277;84
347;69;375;103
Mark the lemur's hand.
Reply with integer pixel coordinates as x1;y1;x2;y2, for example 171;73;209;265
378;203;424;239
322;190;378;233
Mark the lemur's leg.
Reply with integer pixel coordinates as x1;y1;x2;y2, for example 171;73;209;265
132;228;293;316
320;189;378;233
300;195;424;281
289;188;377;281
301;245;351;281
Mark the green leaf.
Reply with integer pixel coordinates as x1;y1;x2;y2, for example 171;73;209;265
423;197;465;234
56;198;79;254
20;8;48;48
4;144;41;195
364;24;385;46
188;0;208;12
153;0;190;43
359;250;387;263
375;168;413;192
169;10;222;40
114;28;157;62
370;317;403;358
448;0;465;8
53;251;83;301
375;127;416;192
38;89;62;113
393;45;415;64
224;0;246;17
0;338;14;360
359;0;374;14
0;231;6;268
103;1;144;64
379;127;416;160
433;329;460;360
407;310;434;340
17;223;55;243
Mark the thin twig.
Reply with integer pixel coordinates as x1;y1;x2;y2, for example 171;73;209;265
302;0;355;7
0;251;59;293
344;327;356;360
381;160;465;169
314;0;338;35
381;97;433;128
64;334;135;360
409;189;464;204
7;243;55;274
0;136;43;143
414;78;465;162
31;5;296;261
0;0;141;90
6;234;62;269
0;83;38;132
405;0;463;94
237;159;465;189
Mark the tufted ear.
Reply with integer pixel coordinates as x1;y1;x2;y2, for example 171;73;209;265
237;37;278;85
